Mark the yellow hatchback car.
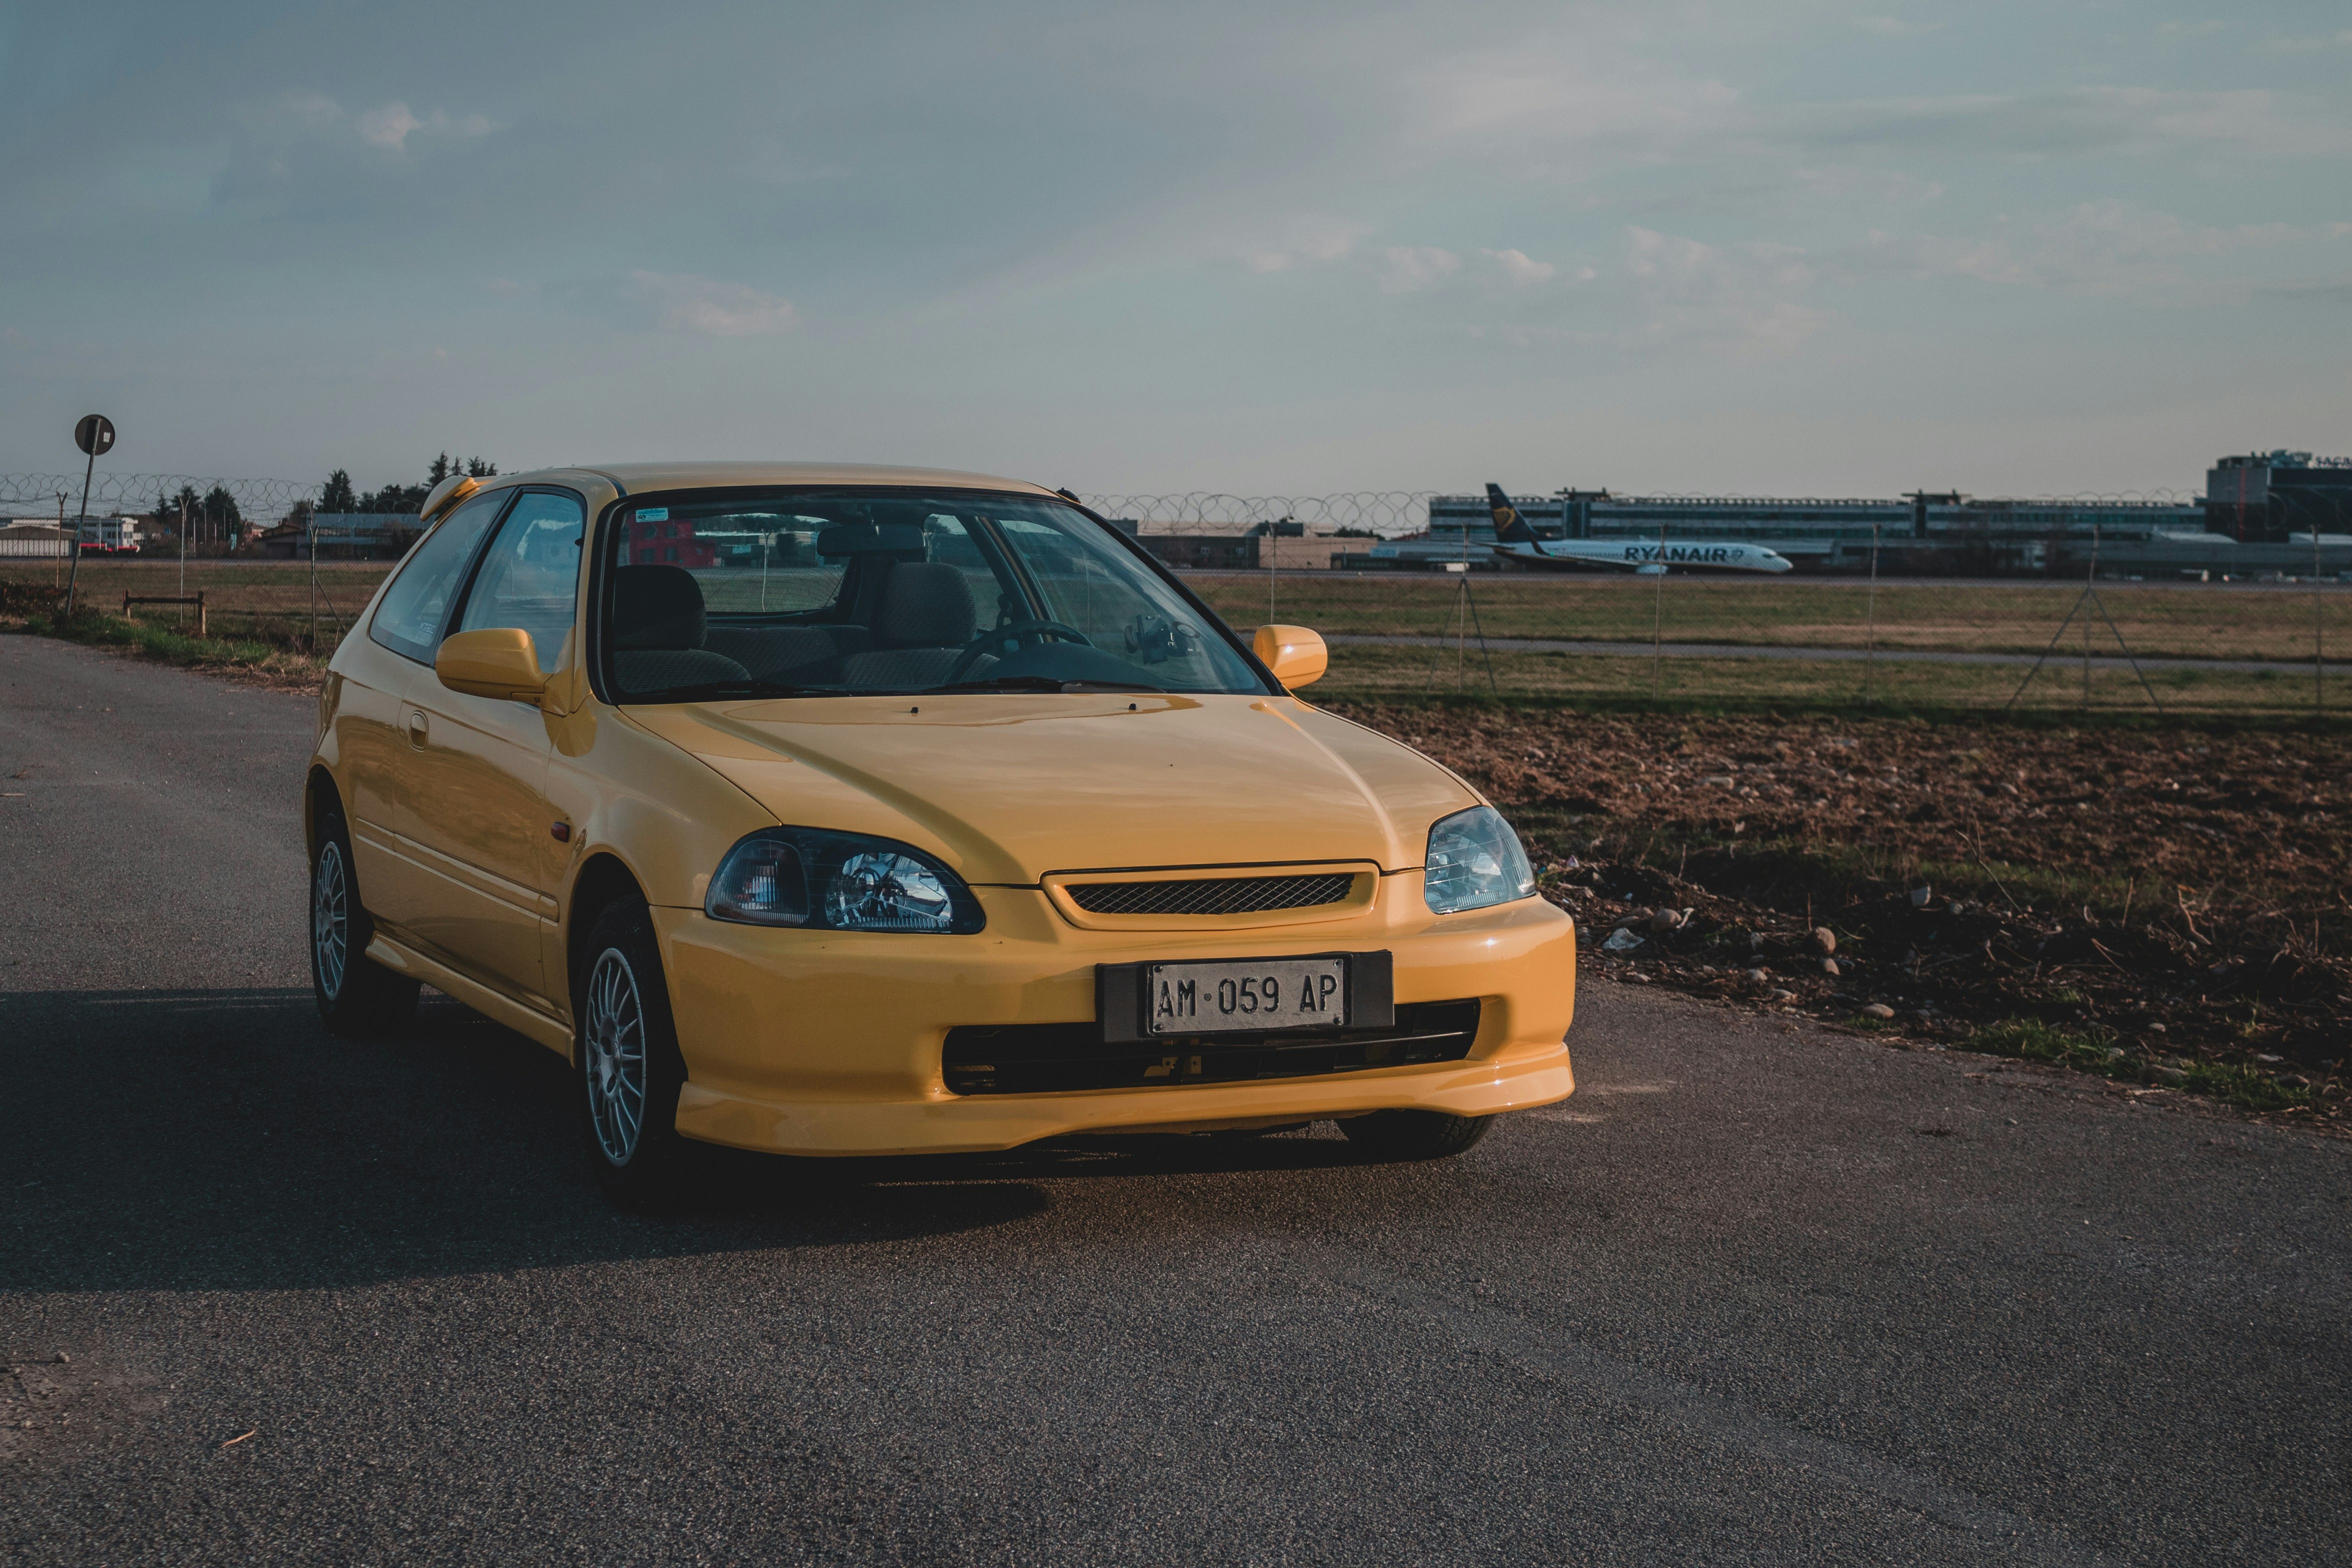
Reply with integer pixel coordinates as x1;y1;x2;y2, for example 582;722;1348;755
305;464;1576;1201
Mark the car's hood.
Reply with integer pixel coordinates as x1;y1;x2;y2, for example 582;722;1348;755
622;693;1479;884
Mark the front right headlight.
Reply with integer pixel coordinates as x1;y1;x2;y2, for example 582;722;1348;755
706;827;985;934
1423;806;1536;915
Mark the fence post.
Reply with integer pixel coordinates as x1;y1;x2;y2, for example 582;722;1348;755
1865;520;1881;705
1651;518;1668;699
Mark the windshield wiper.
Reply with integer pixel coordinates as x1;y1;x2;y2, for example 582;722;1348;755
630;680;823;701
929;676;1168;694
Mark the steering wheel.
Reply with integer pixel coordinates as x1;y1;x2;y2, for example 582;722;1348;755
945;618;1092;682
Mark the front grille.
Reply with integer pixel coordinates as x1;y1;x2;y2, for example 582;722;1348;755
1065;872;1356;917
942;1000;1481;1097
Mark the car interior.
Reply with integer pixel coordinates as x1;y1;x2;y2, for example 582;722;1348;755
597;493;1253;699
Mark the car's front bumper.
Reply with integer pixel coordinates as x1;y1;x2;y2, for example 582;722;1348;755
657;876;1576;1156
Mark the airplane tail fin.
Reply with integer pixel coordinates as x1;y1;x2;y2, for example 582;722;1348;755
1485;482;1541;545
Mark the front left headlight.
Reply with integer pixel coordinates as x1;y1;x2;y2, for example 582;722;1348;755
706;828;985;933
1423;805;1536;915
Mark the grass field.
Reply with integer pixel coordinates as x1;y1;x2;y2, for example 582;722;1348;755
8;557;2346;713
1185;569;2352;664
1308;641;2345;714
0;558;392;650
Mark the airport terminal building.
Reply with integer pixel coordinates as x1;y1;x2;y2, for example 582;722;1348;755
1400;451;2352;577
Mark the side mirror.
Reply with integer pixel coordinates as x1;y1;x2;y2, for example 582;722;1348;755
436;627;550;703
1252;624;1328;689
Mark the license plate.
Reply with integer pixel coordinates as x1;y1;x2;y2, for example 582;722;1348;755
1144;957;1349;1035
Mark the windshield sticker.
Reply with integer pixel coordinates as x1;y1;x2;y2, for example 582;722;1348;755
636;507;670;522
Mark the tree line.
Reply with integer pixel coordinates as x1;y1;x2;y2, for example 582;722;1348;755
314;453;499;515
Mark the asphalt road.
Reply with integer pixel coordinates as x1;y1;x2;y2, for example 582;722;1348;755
3;633;2347;1566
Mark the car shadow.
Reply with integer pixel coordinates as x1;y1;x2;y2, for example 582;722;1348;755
3;987;1421;1296
0;987;1050;1295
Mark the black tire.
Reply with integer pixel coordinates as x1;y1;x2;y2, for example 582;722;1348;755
575;897;695;1208
1340;1109;1493;1161
310;797;420;1036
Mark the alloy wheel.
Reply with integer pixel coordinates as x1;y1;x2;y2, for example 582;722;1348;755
312;841;349;1001
584;948;649;1165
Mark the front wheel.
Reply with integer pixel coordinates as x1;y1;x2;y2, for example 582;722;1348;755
1340;1110;1493;1161
576;898;694;1207
310;803;419;1035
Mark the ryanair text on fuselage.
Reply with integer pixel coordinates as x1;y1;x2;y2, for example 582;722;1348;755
1484;483;1795;575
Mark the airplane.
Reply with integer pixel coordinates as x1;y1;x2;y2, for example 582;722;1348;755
1485;483;1794;574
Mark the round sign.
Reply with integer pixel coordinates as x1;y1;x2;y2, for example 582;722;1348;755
74;414;116;457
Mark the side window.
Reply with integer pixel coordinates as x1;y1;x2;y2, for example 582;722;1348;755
455;491;586;669
369;492;510;663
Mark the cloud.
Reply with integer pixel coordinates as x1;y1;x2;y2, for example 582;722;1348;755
1400;45;1742;174
355;103;422;150
230;91;494;156
1240;215;1373;273
2154;20;2225;42
1788;86;2352;161
629;271;797;336
1858;201;2344;299
1851;17;1945;37
1480;247;1557;285
2255;27;2352;52
1378;246;1461;292
1626;227;1826;350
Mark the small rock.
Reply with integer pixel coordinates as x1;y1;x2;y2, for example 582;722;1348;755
1748;931;1766;951
54;1352;70;1365
1908;886;1932;908
1811;927;1837;955
1647;909;1682;933
1861;1003;1896;1020
1768;989;1798;1003
1623;971;1651;985
1702;775;1734;788
1946;900;1967;915
2255;1053;2284;1065
2146;1066;2188;1086
1602;927;1646;953
2148;1023;2167;1034
1820;957;1840;977
1745;968;1769;986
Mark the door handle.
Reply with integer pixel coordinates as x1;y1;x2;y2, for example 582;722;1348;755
406;710;429;748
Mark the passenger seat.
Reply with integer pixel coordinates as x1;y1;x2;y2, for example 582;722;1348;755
608;565;750;692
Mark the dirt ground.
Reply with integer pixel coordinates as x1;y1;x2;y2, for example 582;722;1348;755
1331;700;2350;1128
8;592;2342;1126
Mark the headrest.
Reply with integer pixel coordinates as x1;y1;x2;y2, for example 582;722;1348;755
876;561;976;648
610;565;706;651
817;520;926;557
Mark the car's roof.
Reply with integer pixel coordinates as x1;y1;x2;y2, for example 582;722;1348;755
498;461;1063;498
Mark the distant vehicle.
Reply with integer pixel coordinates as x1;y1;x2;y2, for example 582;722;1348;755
77;539;140;556
1485;484;1793;574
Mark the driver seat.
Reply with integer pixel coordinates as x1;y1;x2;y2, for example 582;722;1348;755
839;562;982;689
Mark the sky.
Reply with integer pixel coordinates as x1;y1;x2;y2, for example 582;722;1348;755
3;0;2350;502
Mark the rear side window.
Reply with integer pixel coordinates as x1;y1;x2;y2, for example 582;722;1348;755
369;491;509;663
455;491;586;669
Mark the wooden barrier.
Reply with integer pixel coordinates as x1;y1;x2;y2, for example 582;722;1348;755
123;593;205;635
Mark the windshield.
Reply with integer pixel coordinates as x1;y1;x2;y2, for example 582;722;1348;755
596;489;1265;701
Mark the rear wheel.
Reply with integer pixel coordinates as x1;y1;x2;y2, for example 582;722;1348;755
1340;1109;1493;1161
576;898;694;1207
310;800;420;1035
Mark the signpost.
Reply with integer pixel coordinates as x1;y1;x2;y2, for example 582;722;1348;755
63;414;115;619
